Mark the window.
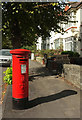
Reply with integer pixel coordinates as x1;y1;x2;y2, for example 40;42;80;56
74;37;76;40
55;39;59;49
43;44;46;49
47;44;49;49
51;43;53;49
65;42;72;51
74;11;76;15
0;50;11;56
73;42;76;52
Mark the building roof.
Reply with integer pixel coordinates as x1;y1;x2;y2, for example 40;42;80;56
64;5;69;11
70;2;81;8
65;2;82;12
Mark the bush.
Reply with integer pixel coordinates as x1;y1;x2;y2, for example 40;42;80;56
73;52;80;57
3;67;12;85
61;51;80;57
36;49;63;57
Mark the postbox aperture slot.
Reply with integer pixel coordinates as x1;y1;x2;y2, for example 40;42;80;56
16;55;26;58
21;64;26;74
20;59;27;61
17;57;23;58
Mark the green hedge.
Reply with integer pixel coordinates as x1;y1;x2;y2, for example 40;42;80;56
61;51;80;57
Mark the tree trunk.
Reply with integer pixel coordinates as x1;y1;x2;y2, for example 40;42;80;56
12;36;21;49
11;19;22;49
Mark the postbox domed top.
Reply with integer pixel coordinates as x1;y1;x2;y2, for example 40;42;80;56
10;49;31;55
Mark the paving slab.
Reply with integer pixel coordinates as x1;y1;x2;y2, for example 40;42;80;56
2;60;80;119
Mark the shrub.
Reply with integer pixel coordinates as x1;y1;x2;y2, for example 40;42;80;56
3;67;12;85
73;52;80;57
36;49;63;57
61;51;80;57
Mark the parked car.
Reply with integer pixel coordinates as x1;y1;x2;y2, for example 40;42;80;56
0;49;12;66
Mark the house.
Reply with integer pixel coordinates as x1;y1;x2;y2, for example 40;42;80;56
63;2;82;56
36;2;82;57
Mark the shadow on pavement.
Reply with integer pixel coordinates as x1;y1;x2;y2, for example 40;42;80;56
27;90;77;109
29;67;57;81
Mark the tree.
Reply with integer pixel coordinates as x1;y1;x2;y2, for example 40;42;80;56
2;2;68;49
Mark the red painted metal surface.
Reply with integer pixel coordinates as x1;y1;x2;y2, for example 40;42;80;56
10;49;31;99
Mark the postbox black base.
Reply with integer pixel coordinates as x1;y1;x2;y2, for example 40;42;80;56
12;97;28;110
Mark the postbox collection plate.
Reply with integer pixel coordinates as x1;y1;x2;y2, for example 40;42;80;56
21;64;26;74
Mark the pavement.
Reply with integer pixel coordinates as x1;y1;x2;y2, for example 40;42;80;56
0;67;8;120
2;60;81;119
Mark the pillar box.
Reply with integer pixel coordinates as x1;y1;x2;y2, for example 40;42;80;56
10;49;31;109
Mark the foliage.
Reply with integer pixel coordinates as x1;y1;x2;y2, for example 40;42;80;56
21;45;34;53
2;2;68;48
3;67;12;85
2;35;13;49
73;52;80;57
36;49;63;57
61;51;80;57
21;42;36;53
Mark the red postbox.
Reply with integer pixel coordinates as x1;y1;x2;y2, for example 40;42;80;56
10;49;31;109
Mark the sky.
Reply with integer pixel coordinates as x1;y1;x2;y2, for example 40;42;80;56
69;0;80;1
63;0;80;1
60;0;80;2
